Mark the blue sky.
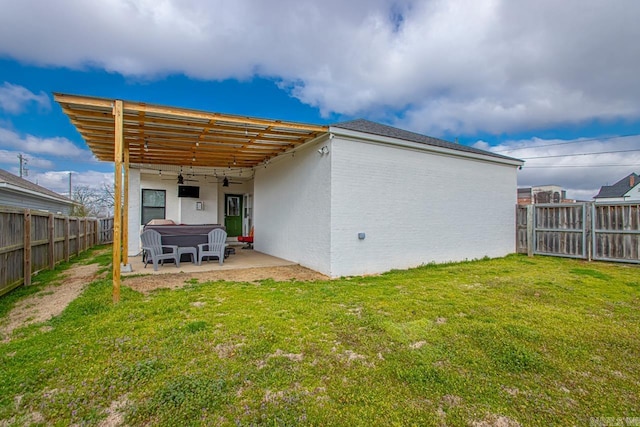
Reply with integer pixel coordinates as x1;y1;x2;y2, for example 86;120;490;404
1;0;639;200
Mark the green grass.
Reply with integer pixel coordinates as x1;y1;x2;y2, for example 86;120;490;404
1;253;639;426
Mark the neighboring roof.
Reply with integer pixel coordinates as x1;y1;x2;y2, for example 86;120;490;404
331;119;521;163
55;93;328;170
0;169;75;205
594;173;639;198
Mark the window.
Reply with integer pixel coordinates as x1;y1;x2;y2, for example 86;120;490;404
226;196;240;217
141;189;166;225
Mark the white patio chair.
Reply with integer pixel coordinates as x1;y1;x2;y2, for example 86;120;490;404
197;228;227;266
140;229;180;271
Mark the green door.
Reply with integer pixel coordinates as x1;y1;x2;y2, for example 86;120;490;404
224;194;243;237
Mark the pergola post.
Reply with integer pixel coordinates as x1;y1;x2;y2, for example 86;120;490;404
122;140;130;269
112;100;123;303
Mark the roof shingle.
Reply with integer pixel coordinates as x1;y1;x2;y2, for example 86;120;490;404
594;173;639;198
0;169;74;204
331;119;521;163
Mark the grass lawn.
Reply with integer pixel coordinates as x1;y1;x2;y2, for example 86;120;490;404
1;250;639;426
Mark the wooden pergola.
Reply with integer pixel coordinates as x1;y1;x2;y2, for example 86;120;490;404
54;93;328;302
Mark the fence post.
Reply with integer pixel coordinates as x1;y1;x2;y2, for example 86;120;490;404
84;218;88;252
526;204;534;257
584;203;596;262
24;209;32;286
75;218;80;257
48;213;55;269
64;216;70;262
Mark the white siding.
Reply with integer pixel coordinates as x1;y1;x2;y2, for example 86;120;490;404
129;172;219;255
623;183;640;201
138;173;180;222
595;197;626;203
0;190;72;215
127;169;141;256
329;136;518;277
254;137;332;275
179;181;218;225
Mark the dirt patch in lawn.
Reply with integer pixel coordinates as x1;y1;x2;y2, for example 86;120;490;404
124;265;328;293
98;396;130;427
0;262;105;342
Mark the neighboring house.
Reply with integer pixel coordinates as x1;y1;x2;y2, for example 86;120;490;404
518;185;571;205
0;169;76;214
127;119;522;277
594;173;640;202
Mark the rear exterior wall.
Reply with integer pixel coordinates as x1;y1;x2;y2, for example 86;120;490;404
129;170;220;256
329;136;517;277
253;137;332;275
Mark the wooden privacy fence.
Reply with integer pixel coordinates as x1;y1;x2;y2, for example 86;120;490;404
517;201;640;264
98;217;114;244
0;207;115;297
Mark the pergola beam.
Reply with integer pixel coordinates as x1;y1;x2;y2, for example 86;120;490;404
55;93;327;132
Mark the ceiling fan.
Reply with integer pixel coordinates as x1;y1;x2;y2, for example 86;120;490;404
220;176;243;187
160;172;198;184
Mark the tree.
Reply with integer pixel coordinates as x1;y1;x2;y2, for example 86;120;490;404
71;185;113;217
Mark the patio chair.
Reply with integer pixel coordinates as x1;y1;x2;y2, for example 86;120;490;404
140;229;180;271
198;228;227;266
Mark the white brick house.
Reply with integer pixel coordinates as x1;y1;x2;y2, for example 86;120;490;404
128;119;522;278
254;120;522;277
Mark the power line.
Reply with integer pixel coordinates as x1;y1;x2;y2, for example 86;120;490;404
525;164;639;169
492;133;640;153
521;148;640;160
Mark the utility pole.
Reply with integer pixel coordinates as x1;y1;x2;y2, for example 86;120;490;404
68;172;72;198
17;154;28;178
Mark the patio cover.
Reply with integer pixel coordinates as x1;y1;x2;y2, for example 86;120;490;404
55;93;329;301
54;93;328;169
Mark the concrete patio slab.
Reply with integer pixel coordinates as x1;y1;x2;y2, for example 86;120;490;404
123;244;296;276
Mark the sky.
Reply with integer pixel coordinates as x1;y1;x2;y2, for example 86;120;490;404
0;0;639;201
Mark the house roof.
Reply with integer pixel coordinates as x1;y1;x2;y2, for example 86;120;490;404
55;94;520;172
54;93;328;171
332;119;521;163
0;168;75;205
594;173;639;198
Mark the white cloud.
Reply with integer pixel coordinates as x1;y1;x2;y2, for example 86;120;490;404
0;126;93;160
475;136;640;200
32;170;114;195
0;0;638;135
0;148;111;195
0;82;51;114
0;149;54;169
